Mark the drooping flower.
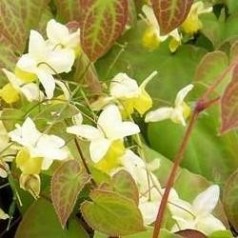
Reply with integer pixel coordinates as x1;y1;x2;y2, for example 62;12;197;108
141;5;182;52
170;185;226;235
181;1;213;35
16;30;75;98
91;72;157;116
145;84;193;126
2;69;44;102
67;104;140;164
9;117;68;171
46;19;80;55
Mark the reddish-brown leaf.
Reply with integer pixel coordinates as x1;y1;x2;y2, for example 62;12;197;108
220;64;238;134
51;160;90;228
79;0;128;61
151;0;193;35
175;229;207;238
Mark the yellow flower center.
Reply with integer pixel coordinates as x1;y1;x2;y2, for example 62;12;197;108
0;83;20;104
142;27;160;51
96;140;125;173
16;148;43;175
15;67;37;83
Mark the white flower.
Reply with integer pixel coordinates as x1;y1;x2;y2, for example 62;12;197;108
9;117;68;170
117;150;162;225
2;69;44;102
0;208;9;220
145;84;193;126
46;19;80;52
141;5;181;52
16;30;75;98
66;104;140;163
170;185;226;235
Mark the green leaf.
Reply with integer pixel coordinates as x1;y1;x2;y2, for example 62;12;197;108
220;64;238;134
51;160;90;228
81;189;145;236
111;170;139;205
223;169;238;232
94;228;183;238
15;198;89;238
194;51;229;94
79;0;128;61
151;0;193;35
226;0;238;14
208;230;233;238
54;0;81;22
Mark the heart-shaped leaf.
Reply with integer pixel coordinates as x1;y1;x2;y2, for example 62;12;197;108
151;0;193;35
111;170;139;205
51;160;90;228
79;0;128;61
81;189;145;236
220;63;238;134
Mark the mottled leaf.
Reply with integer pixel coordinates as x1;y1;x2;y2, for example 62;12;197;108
55;0;81;22
223;169;238;232
51;160;90;228
175;229;207;238
151;0;193;34
220;64;238;134
81;189;145;236
79;0;128;61
194;51;228;85
15;198;89;238
111;170;139;205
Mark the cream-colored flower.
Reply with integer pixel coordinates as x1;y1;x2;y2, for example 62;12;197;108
170;185;226;235
145;84;193;126
141;5;181;52
16;30;75;98
181;1;213;35
46;19;80;54
2;69;44;102
67;104;140;163
9;117;68;170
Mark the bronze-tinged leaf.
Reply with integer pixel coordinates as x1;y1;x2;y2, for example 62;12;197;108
175;229;207;238
51;160;90;228
223;169;238;232
151;0;193;35
220;64;238;134
81;189;145;236
55;0;81;22
79;0;128;61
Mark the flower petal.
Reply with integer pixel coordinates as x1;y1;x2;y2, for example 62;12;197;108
17;54;37;73
21;83;44;101
145;107;174;122
192;185;220;216
66;125;102;140
90;138;111;163
36;69;55;99
175;84;193;107
110;73;139;98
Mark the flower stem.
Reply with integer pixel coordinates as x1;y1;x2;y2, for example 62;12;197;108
152;110;199;238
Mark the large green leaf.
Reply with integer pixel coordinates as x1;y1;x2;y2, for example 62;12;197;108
51;160;90;228
79;0;128;61
15;198;89;238
81;189;145;236
151;0;193;35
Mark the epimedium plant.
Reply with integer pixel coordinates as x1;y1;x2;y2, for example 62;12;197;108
0;0;238;237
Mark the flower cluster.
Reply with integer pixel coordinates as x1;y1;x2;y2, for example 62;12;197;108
0;18;227;236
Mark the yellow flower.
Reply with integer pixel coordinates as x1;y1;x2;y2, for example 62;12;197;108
181;1;213;35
